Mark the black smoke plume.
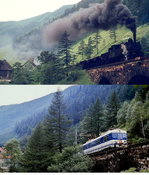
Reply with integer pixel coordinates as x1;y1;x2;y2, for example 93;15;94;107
43;0;136;48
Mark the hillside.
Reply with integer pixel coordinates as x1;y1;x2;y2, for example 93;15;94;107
0;0;149;64
72;24;149;63
0;5;73;62
0;85;133;145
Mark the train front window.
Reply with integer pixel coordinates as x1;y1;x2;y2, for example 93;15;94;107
118;133;123;140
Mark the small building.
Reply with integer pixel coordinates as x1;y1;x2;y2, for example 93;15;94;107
0;147;11;172
0;60;12;81
23;58;37;71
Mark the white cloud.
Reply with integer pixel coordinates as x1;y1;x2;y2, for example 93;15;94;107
0;0;81;21
0;85;72;106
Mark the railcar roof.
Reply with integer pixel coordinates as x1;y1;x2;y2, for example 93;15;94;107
83;129;127;145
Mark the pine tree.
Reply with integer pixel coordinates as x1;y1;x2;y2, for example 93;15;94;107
5;139;22;171
80;104;95;140
80;98;104;141
20;124;49;172
117;101;129;126
92;98;104;136
48;89;70;153
93;31;102;55
58;31;72;68
109;28;117;43
36;51;63;84
141;37;149;55
78;40;86;60
105;91;120;129
84;37;94;59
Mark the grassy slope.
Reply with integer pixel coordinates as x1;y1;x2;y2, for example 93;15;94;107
70;24;149;84
72;24;149;63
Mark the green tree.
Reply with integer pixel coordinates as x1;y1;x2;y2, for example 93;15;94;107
5;139;22;171
48;89;70;153
93;31;102;55
80;98;105;141
36;51;63;84
20;124;50;172
47;146;94;172
105;91;120;129
78;40;86;60
58;31;72;68
109;28;117;43
12;62;30;84
117;101;129;126
140;37;149;56
84;37;94;59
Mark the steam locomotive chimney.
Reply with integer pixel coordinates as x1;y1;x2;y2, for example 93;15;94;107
133;27;137;44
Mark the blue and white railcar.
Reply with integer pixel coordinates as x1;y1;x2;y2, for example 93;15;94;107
83;129;127;155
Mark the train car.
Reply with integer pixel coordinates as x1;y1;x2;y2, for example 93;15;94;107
79;39;144;70
82;129;127;155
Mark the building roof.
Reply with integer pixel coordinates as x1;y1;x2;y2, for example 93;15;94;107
0;60;12;71
0;147;11;159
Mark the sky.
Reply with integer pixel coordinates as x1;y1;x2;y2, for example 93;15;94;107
0;85;72;106
0;0;81;22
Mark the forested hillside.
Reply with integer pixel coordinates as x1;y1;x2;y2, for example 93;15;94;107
1;0;149;62
1;85;149;172
0;85;135;145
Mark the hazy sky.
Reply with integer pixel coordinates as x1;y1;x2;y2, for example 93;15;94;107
0;0;81;22
0;85;72;106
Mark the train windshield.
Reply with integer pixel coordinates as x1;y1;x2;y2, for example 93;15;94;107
112;133;127;140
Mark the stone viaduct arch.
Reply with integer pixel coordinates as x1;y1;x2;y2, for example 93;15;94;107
87;58;149;85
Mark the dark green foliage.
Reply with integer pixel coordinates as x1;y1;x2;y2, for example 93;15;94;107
109;28;117;43
117;90;149;143
80;98;105;141
93;31;102;55
47;146;94;172
20;124;53;172
48;90;70;153
35;51;63;84
124;0;149;25
141;36;149;56
5;139;22;171
12;62;33;84
78;40;86;60
105;91;120;129
84;37;94;59
58;31;72;67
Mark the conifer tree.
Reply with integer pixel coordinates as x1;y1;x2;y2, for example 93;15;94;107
58;31;72;68
84;37;94;59
109;28;117;43
80;98;104;141
105;91;120;129
93;31;102;55
48;89;70;153
78;40;86;60
5;139;22;171
20;124;49;172
36;51;63;84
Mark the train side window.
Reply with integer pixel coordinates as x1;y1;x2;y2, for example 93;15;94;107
97;138;101;144
112;133;118;139
103;135;109;142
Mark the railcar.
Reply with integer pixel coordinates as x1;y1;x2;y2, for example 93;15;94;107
83;129;127;155
79;39;143;70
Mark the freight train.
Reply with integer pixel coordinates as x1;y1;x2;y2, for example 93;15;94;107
79;39;144;70
83;129;128;155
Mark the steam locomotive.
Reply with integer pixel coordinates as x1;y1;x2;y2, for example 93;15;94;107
79;39;144;70
83;129;128;155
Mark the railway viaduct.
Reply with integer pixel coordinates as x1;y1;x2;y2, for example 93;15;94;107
90;142;149;172
87;57;149;85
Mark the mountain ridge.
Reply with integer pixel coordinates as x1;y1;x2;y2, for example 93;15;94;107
0;85;130;145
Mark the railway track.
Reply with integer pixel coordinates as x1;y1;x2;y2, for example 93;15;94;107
89;141;149;157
